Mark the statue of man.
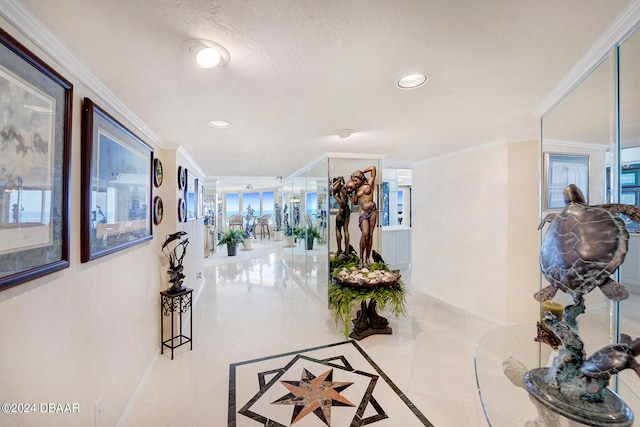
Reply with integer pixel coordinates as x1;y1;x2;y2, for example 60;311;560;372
346;166;377;267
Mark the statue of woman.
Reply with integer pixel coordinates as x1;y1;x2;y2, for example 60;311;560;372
331;176;351;254
274;202;282;231
346;166;377;267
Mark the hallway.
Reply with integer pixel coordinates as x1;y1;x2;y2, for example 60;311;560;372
124;241;499;426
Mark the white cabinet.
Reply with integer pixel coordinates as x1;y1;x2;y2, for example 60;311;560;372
381;226;411;271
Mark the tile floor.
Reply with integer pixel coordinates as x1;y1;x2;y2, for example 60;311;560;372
121;240;513;426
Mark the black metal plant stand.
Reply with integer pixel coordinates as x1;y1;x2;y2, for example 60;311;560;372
160;287;193;360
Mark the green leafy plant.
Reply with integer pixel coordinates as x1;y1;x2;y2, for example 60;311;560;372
293;225;321;242
328;262;408;338
216;228;245;248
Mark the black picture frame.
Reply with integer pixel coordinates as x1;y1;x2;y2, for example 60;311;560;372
177;166;186;190
153;196;164;225
185;169;198;221
81;98;153;262
0;28;72;291
153;158;163;187
178;198;186;222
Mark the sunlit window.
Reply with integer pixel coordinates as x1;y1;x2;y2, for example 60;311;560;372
225;193;239;225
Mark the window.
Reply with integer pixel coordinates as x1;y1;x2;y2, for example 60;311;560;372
225;193;239;225
262;191;274;217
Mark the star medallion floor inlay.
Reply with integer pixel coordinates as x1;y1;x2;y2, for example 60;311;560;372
229;340;433;426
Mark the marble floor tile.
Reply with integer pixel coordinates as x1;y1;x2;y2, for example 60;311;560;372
124;241;502;427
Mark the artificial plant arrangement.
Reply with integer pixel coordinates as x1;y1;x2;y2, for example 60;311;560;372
328;253;407;338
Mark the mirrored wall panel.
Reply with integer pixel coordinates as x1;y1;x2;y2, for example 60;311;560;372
540;25;640;407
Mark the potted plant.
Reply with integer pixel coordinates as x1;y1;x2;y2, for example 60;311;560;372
295;225;321;250
217;228;244;256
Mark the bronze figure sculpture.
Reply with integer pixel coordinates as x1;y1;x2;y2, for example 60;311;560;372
525;184;640;426
346;166;377;267
330;176;351;255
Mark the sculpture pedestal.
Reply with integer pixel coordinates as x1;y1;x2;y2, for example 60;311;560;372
524;367;633;427
349;300;392;341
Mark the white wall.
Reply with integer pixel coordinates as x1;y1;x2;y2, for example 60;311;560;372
412;141;539;324
0;18;202;427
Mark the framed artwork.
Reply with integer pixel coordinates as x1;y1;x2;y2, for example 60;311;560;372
185;169;198;221
543;152;590;211
81;98;153;262
177;166;186;190
153;158;163;187
153;196;164;225
199;183;205;217
178;198;186;222
0;28;72;290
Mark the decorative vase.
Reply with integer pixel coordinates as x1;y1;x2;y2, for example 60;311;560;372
305;237;314;250
283;236;295;247
273;230;283;241
242;238;253;251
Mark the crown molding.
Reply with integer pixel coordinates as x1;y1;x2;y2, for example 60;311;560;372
413;139;516;166
0;0;162;147
176;145;206;178
534;0;640;118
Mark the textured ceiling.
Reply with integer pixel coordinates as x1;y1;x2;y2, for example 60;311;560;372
13;0;634;185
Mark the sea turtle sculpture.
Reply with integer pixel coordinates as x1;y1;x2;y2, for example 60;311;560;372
579;334;640;393
536;184;640;304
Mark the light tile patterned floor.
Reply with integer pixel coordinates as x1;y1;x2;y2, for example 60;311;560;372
124;241;503;426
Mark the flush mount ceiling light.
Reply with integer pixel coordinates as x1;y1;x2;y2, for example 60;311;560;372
397;73;428;89
181;38;230;69
208;120;231;128
336;129;356;139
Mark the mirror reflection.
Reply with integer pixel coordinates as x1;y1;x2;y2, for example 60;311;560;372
540;25;640;407
617;26;640;399
541;52;613;354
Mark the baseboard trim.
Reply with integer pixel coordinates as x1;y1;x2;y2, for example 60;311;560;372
117;350;160;427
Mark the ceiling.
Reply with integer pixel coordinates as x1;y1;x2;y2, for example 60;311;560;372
8;0;635;188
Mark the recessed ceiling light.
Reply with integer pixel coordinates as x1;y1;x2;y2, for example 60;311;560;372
336;129;356;139
181;39;230;69
196;48;222;68
397;73;428;89
208;120;230;128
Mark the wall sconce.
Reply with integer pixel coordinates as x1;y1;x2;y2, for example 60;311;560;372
181;39;230;69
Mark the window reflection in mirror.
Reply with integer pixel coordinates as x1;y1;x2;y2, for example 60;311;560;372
381;168;411;227
541;53;614;353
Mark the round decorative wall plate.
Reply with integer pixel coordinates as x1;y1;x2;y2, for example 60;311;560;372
177;166;186;190
153;158;163;187
153;196;163;225
178;198;186;222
